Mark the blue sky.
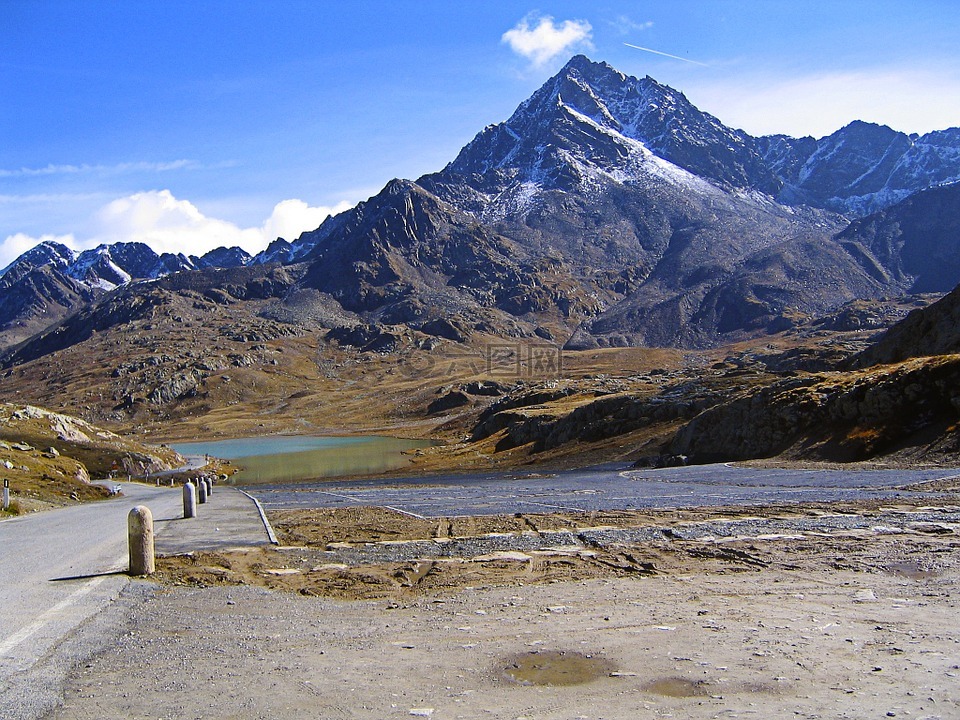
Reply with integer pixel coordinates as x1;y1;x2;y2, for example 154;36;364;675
2;1;959;268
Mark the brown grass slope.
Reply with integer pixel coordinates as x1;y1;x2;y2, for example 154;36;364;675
0;403;183;511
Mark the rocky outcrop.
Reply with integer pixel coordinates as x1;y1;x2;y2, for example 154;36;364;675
0;403;184;483
147;371;204;405
326;324;401;353
470;376;756;453
427;390;471;415
472;385;582;441
669;356;960;462
419;318;470;343
850;282;960;368
484;392;704;453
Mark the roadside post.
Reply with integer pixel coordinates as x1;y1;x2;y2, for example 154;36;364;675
127;505;155;576
198;479;207;504
3;479;9;510
183;481;197;518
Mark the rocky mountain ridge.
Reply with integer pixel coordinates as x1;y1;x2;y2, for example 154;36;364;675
3;55;960;359
0;240;253;347
1;240;253;289
422;56;960;220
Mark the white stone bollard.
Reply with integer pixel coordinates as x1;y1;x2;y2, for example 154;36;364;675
128;505;155;576
183;481;197;518
198;479;207;504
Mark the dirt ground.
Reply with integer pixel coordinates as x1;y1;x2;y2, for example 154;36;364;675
147;498;959;601
45;495;960;719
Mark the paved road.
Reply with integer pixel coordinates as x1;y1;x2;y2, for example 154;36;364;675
0;481;272;720
0;483;181;718
247;463;960;517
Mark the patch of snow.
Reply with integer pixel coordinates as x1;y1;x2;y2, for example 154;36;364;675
559;102;723;196
103;258;132;284
480;181;542;223
91;278;119;291
797;137;847;185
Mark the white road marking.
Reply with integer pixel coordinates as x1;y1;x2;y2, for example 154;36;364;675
0;577;108;659
307;489;430;519
381;505;427;519
314;489;367;503
518;500;588;513
0;552;126;665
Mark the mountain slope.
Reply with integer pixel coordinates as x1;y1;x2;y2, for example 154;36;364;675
834;182;960;293
0;263;97;348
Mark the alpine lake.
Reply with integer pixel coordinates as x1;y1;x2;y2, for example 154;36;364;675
169;435;436;485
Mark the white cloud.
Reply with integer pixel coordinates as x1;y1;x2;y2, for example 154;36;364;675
609;16;654;35
92;190;264;256
502;14;592;67
686;66;960;138
261;198;353;243
0;190;353;269
0;160;199;178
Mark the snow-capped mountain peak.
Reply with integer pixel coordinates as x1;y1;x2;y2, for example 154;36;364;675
0;240;76;281
421;54;960;222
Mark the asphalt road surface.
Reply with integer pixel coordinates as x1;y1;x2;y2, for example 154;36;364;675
0;479;279;720
247;463;960;517
0;483;183;720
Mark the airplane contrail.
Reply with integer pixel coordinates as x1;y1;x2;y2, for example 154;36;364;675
624;42;708;67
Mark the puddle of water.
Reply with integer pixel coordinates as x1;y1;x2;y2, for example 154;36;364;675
886;561;939;580
500;650;614;686
643;677;710;698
